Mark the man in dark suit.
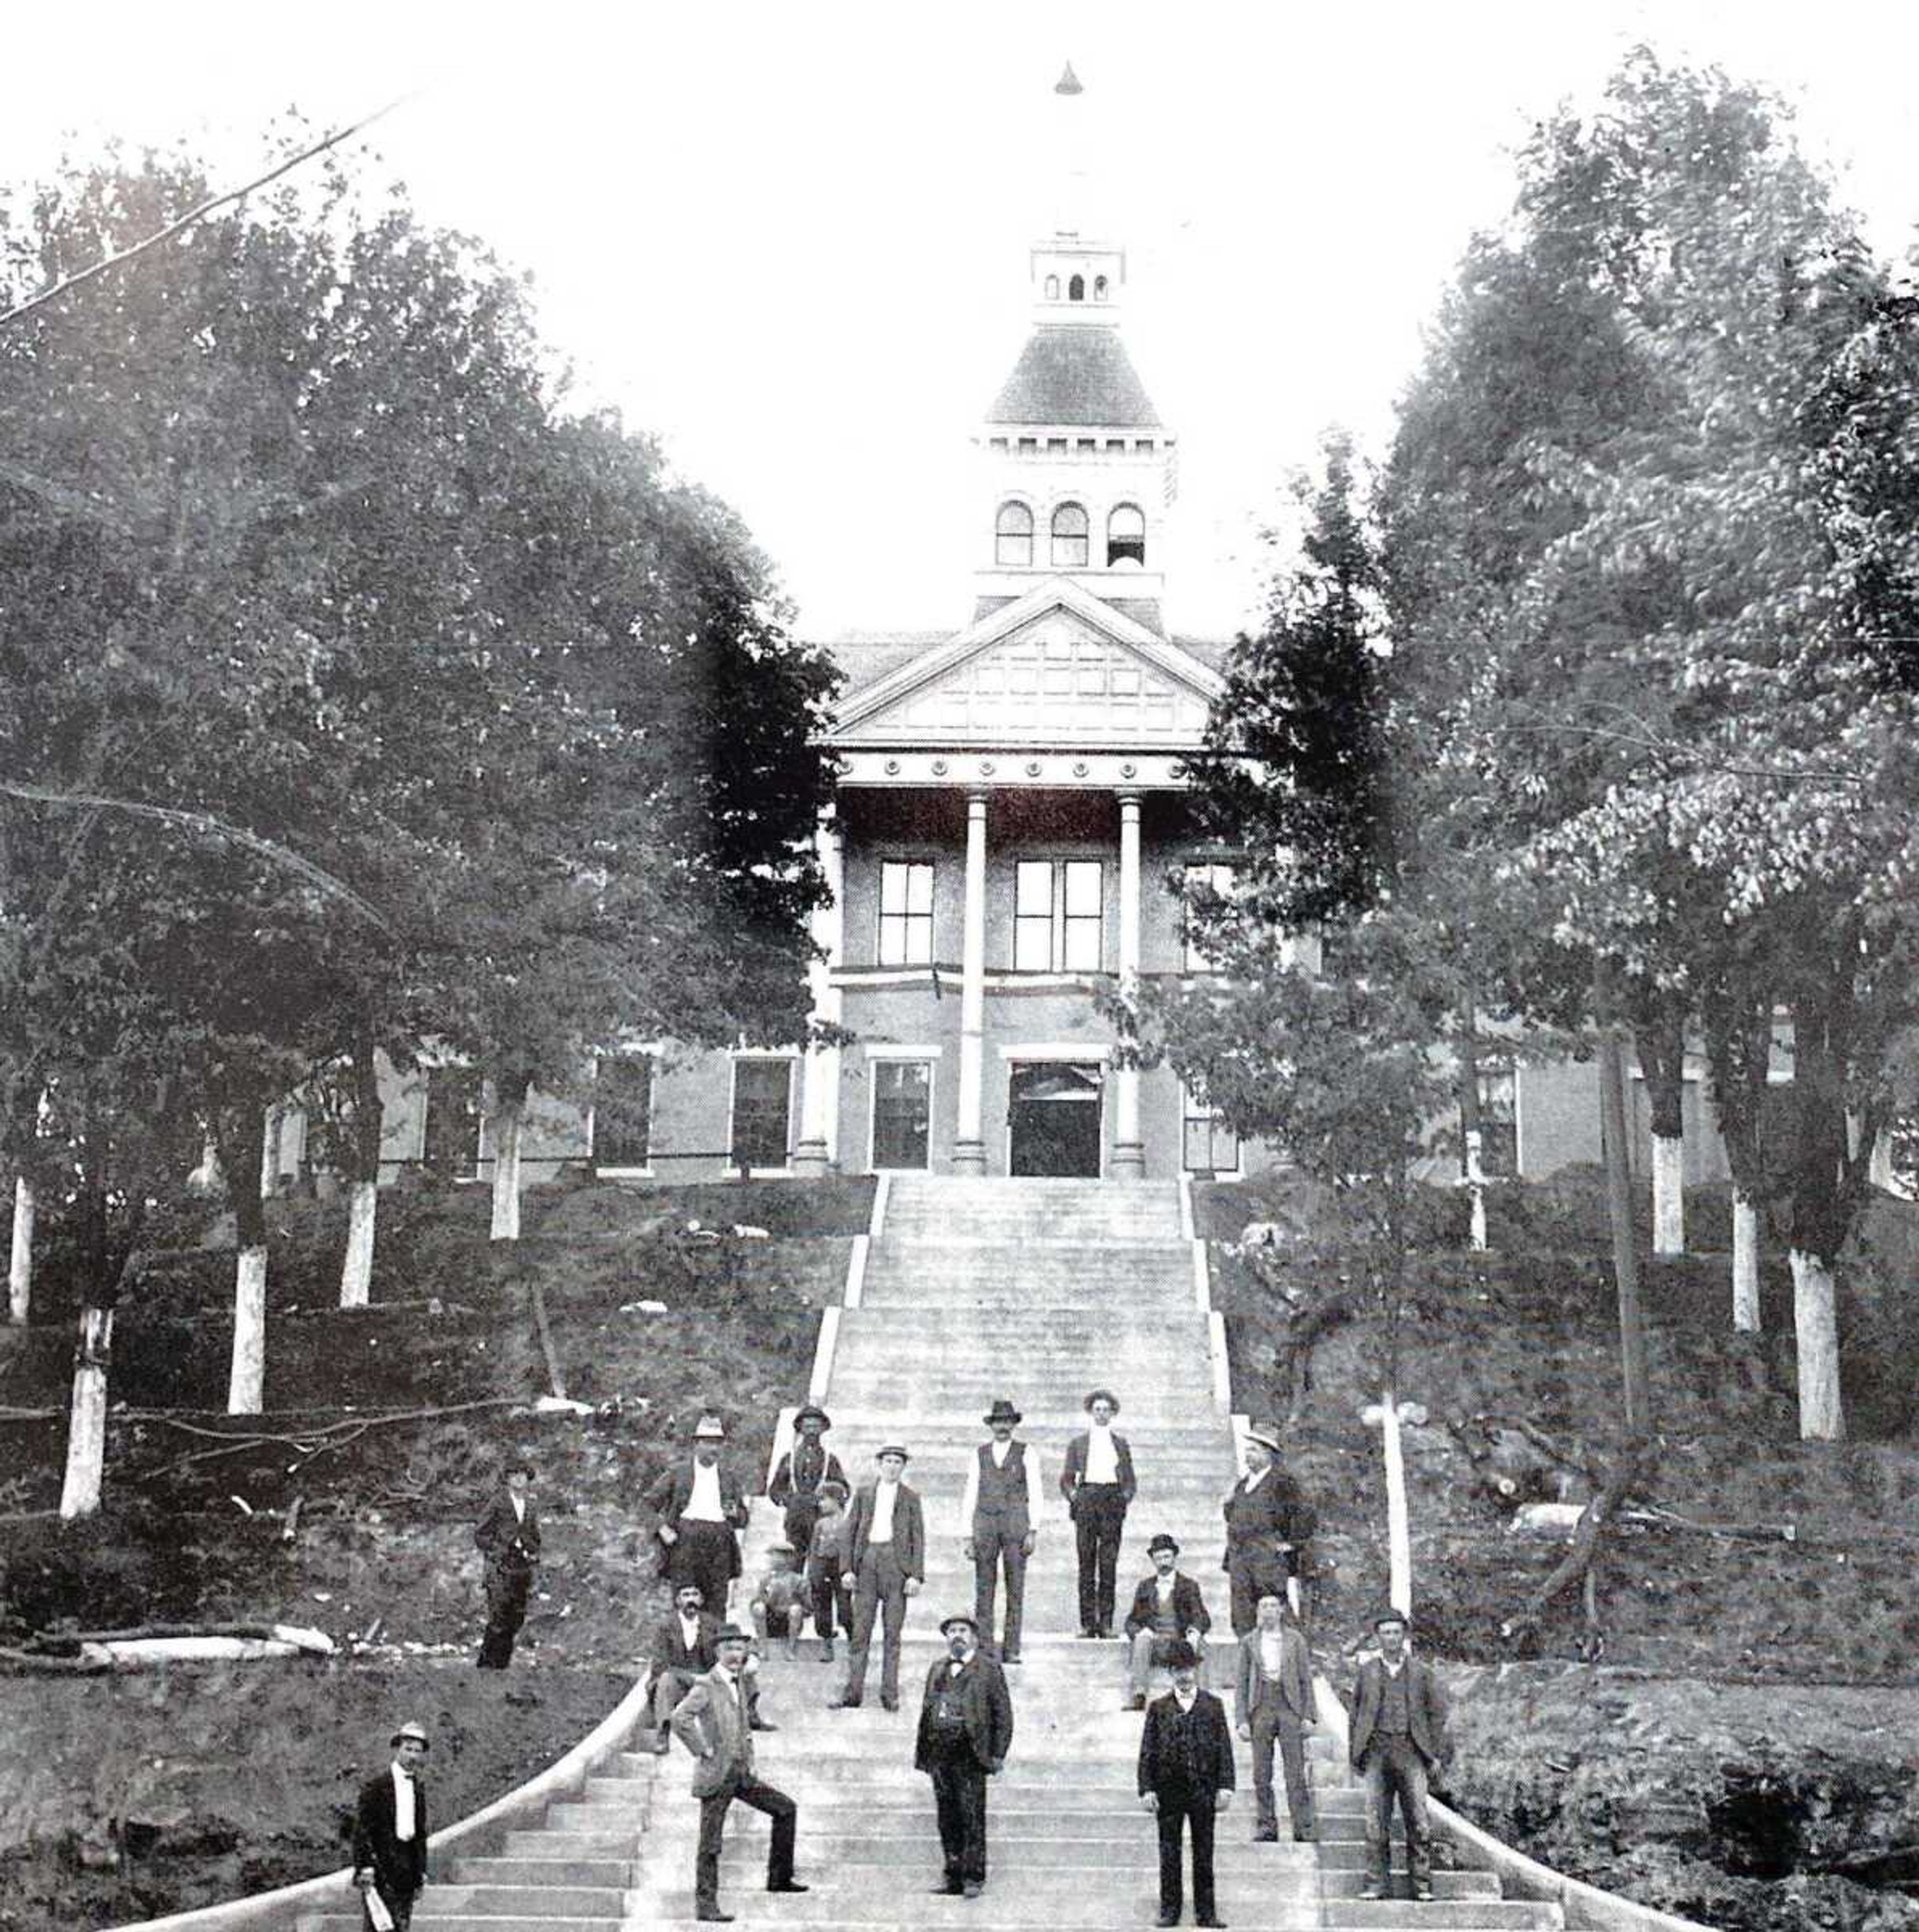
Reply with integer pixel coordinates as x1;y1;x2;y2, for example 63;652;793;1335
915;1611;1015;1900
1234;1592;1318;1842
961;1398;1043;1665
351;1721;430;1930
1123;1532;1211;1711
646;1413;750;1617
1059;1387;1136;1638
1220;1423;1316;1636
645;1582;772;1753
1138;1642;1235;1929
473;1454;541;1670
768;1404;846;1555
1348;1608;1450;1902
832;1444;925;1712
670;1624;809;1923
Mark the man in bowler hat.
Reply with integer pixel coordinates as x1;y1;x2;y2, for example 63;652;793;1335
670;1623;809;1923
1123;1532;1211;1710
916;1610;1014;1900
768;1404;846;1555
960;1398;1044;1663
1138;1642;1235;1928
472;1454;541;1670
1348;1607;1450;1901
1059;1388;1136;1638
352;1721;431;1930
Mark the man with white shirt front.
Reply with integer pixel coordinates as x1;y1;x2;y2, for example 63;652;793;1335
472;1455;541;1670
1138;1644;1235;1928
351;1721;431;1930
1348;1608;1450;1902
647;1413;750;1617
1059;1387;1137;1639
1220;1423;1316;1636
832;1444;925;1711
1122;1533;1211;1711
961;1399;1044;1665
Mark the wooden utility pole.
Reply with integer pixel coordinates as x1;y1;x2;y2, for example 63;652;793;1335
1597;1017;1651;1436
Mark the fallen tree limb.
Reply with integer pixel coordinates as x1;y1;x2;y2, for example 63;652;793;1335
1501;1442;1657;1652
140;1395;532;1479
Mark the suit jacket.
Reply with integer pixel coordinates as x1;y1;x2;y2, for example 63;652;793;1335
769;1441;847;1508
1059;1430;1137;1508
1137;1689;1237;1798
914;1652;1014;1774
1123;1571;1211;1640
351;1767;429;1903
1221;1470;1316;1575
1234;1624;1318;1725
647;1460;750;1531
669;1664;757;1798
842;1478;926;1581
645;1608;721;1687
473;1489;541;1570
1348;1656;1449;1770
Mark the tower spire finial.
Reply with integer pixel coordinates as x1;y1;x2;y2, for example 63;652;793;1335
1054;60;1083;96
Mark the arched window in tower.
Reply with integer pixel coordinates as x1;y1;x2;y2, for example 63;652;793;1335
1107;503;1146;568
1068;273;1085;302
1051;502;1090;568
995;500;1034;567
1044;273;1060;301
1093;274;1109;300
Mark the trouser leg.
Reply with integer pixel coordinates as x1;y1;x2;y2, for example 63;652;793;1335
875;1548;907;1701
1091;1498;1123;1630
957;1763;988;1883
1074;1511;1099;1631
1155;1800;1185;1915
1361;1750;1393;1884
845;1553;880;1699
479;1564;530;1668
1188;1794;1218;1920
784;1496;820;1556
651;1668;696;1733
1250;1706;1279;1834
999;1533;1026;1656
1276;1711;1315;1837
1388;1742;1432;1887
734;1773;799;1887
695;1788;733;1911
932;1765;965;1882
972;1533;999;1644
1129;1630;1157;1698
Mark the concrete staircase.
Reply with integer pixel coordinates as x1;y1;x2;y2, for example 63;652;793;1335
297;1174;1559;1932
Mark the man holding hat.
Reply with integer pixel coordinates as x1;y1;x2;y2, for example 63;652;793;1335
1137;1642;1235;1928
647;1412;751;1618
1349;1607;1450;1901
472;1454;541;1670
670;1622;808;1922
915;1610;1014;1900
768;1404;846;1556
1059;1388;1136;1639
1220;1424;1316;1637
1123;1533;1211;1711
960;1398;1044;1664
352;1721;430;1930
833;1444;925;1711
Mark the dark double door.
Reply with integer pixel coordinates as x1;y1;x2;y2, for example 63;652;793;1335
1007;1061;1103;1177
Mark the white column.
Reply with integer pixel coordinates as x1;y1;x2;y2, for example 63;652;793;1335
795;817;845;1174
1112;791;1144;1177
954;791;989;1173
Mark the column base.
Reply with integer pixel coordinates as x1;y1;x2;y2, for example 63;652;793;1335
1111;1141;1146;1179
952;1140;986;1174
792;1142;831;1177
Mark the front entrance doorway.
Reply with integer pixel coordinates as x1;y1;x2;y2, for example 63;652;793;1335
1007;1062;1103;1177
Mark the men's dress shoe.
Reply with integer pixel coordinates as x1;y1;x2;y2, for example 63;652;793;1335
961;1880;984;1899
1359;1882;1388;1901
1078;1628;1099;1639
648;1732;671;1755
695;1911;733;1924
1129;1695;1147;1712
1155;1911;1180;1928
1253;1828;1278;1842
930;1882;963;1896
819;1642;835;1661
767;1880;809;1894
1196;1917;1227;1929
1001;1653;1020;1665
1413;1885;1434;1902
881;1694;900;1712
750;1718;780;1732
828;1695;861;1709
1293;1826;1315;1843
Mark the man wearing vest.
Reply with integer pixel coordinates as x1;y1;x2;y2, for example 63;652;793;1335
648;1413;750;1617
915;1611;1014;1900
1234;1591;1318;1843
1059;1387;1137;1639
831;1444;925;1711
768;1404;846;1557
670;1623;809;1922
960;1398;1044;1665
1137;1641;1235;1929
1123;1532;1211;1710
1348;1607;1450;1901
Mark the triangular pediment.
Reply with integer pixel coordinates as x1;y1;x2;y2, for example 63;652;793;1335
830;579;1223;750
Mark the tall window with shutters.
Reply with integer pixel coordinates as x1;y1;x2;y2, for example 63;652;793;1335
730;1058;794;1171
872;1060;934;1169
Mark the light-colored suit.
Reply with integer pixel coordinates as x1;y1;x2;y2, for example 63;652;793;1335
668;1664;798;1910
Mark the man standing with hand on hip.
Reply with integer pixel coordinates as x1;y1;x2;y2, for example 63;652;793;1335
916;1610;1014;1900
961;1398;1043;1664
1138;1642;1235;1929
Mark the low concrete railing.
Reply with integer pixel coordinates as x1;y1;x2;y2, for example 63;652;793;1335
109;1673;651;1932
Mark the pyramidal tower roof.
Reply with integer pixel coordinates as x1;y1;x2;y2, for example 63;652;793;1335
986;330;1161;428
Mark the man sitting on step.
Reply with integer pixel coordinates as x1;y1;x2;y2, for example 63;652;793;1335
960;1398;1044;1664
1123;1532;1211;1710
644;1583;774;1753
832;1443;925;1711
1060;1387;1136;1638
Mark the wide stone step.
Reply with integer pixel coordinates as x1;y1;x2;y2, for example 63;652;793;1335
692;1833;1326;1869
452;1857;634;1887
503;1828;639;1857
301;1920;620;1932
1323;1908;1559;1930
632;1885;1320;1928
412;1886;627;1918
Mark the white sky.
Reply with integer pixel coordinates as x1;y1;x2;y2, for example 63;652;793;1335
6;2;1918;642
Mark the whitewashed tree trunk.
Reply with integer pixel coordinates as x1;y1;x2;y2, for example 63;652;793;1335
1464;1129;1489;1253
59;1306;114;1519
9;1175;33;1323
489;1101;524;1241
1651;1133;1685;1255
1788;1248;1845;1441
227;1245;268;1414
1868;1130;1896;1194
1732;1192;1761;1333
339;1179;378;1308
1380;1393;1413;1613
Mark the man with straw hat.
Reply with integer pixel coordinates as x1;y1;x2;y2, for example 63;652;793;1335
647;1411;750;1616
351;1721;431;1930
1220;1422;1316;1636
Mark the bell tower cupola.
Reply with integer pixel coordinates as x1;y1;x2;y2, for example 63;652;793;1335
973;63;1177;634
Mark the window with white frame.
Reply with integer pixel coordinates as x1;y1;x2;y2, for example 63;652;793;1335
1182;1090;1241;1175
730;1058;794;1171
878;861;935;966
1013;859;1103;971
872;1059;933;1169
422;1064;484;1177
1182;863;1236;972
1475;1059;1518;1178
594;1054;654;1170
994;500;1033;567
1051;502;1090;568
